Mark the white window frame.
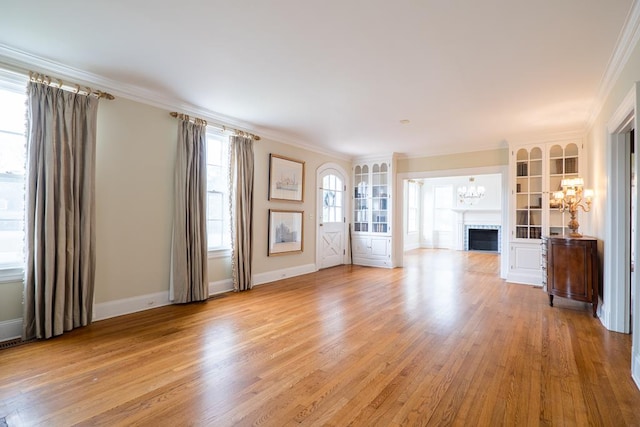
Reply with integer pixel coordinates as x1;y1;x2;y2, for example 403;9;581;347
206;130;231;257
0;69;28;283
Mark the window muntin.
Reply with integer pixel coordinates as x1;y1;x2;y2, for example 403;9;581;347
322;173;343;223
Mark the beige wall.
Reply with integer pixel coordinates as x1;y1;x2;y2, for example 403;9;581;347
0;281;22;321
587;41;640;240
398;148;508;174
94;98;176;303
0;95;350;322
253;139;351;275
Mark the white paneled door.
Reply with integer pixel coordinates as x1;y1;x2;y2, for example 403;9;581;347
318;167;346;269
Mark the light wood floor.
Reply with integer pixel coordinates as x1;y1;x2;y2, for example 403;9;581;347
1;249;639;426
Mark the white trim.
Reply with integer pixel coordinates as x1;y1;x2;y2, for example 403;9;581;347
604;84;636;333
253;264;317;286
604;83;640;392
0;67;28;91
633;349;640;390
93;279;235;321
208;248;232;259
93;291;172;321
506;272;543;286
0;269;23;283
209;279;233;295
404;242;421;252
398;130;586;160
0;318;22;342
588;1;640;130
0;44;350;162
607;87;637;134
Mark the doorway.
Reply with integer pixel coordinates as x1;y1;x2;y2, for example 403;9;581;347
398;170;508;279
606;87;639;387
317;164;348;269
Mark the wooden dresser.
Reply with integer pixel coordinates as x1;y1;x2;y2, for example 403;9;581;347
541;236;598;317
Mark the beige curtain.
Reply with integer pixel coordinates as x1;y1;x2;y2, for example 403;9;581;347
229;136;254;291
170;119;209;303
23;82;98;340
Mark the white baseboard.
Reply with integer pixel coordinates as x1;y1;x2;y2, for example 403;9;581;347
633;350;640;391
93;291;171;321
0;318;22;342
506;272;542;286
253;263;317;286
209;279;233;295
93;278;235;322
403;243;420;251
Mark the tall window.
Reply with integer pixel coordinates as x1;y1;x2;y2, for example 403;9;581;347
0;74;27;280
433;185;453;232
407;180;420;233
206;130;231;251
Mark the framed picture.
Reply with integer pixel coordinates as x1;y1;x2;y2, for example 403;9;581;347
268;209;303;256
269;154;305;202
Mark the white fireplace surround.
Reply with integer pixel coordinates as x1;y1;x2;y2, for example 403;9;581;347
453;209;501;252
464;224;501;252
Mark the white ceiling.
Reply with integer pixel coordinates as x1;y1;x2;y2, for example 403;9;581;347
0;1;635;158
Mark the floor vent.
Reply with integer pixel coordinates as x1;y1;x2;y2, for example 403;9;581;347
0;338;24;350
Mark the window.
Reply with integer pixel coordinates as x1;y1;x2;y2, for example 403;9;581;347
407;180;420;233
433;185;453;232
206;131;231;251
322;173;343;223
0;73;27;281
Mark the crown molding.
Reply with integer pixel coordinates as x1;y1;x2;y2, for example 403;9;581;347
504;129;586;147
587;0;640;129
399;141;507;160
0;43;350;161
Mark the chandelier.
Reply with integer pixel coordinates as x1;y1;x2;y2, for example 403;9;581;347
458;177;485;205
552;177;593;237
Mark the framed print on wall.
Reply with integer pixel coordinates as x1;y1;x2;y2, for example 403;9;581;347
268;209;304;256
269;154;305;202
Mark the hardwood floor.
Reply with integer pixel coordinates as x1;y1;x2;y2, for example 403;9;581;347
1;249;639;426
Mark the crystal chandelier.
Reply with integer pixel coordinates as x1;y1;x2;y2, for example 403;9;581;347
458;177;485;205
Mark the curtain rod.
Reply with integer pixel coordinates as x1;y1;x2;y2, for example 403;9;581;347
169;111;261;141
29;72;114;100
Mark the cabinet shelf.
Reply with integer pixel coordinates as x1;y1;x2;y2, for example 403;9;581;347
352;157;395;268
509;142;583;285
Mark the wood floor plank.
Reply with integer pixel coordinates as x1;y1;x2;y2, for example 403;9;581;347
1;249;639;426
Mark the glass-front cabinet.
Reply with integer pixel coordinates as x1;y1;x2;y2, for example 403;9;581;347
508;141;583;285
352;156;396;268
548;143;579;237
353;165;369;232
515;147;543;240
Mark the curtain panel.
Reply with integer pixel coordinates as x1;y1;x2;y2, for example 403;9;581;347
23;82;98;340
170;119;209;303
229;136;254;291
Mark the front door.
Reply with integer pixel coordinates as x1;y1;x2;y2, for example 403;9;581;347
319;169;346;269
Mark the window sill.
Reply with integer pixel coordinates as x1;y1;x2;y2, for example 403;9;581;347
208;248;232;259
0;268;24;284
